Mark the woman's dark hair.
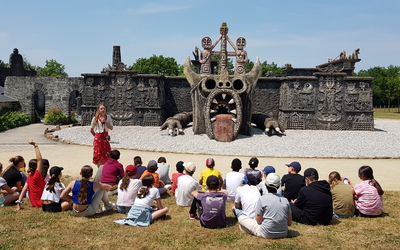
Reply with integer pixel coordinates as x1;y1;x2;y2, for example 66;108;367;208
157;157;166;163
27;159;38;175
78;165;93;204
359;165;384;195
2;156;24;176
41;159;50;179
46;175;61;193
137;175;154;199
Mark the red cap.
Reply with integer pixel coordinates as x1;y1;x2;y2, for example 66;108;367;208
125;165;137;174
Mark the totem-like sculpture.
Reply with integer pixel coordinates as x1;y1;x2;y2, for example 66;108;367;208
181;23;261;142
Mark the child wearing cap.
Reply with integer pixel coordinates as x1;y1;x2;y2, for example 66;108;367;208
222;158;248;202
140;160;170;195
281;161;305;202
116;165;142;213
290;168;332;225
41;166;72;212
259;166;282;195
244;157;262;184
237;173;292;239
199;158;223;191
175;162;201;211
171;161;185;195
192;175;228;228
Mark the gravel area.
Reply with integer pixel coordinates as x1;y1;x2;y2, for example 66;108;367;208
53;119;400;159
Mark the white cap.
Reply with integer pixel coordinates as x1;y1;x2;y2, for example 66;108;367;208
266;173;280;189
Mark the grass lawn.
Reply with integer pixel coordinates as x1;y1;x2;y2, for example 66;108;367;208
1;175;399;250
374;108;400;120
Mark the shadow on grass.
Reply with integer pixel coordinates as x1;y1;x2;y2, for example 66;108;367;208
287;229;300;238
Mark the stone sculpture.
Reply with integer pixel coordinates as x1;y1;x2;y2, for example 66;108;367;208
160;22;284;142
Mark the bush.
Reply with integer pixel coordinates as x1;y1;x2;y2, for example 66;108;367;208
43;108;77;125
0;111;30;132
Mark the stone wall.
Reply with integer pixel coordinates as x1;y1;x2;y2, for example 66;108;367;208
4;76;83;121
4;70;374;131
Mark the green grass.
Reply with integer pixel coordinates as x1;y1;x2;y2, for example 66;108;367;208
1;175;399;249
374;107;400;120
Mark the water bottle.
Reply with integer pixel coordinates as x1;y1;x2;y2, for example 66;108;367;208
343;178;349;185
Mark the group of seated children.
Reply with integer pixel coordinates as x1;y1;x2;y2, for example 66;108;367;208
1;149;385;239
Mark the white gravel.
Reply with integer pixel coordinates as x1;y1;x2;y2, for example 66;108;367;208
53;119;400;159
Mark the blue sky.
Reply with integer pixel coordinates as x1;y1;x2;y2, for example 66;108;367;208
1;0;399;77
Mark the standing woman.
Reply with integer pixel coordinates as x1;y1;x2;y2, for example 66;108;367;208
90;104;113;167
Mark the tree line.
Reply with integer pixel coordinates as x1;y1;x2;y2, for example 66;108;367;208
2;55;399;108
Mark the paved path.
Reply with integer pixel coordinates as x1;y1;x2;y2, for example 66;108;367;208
0;123;398;191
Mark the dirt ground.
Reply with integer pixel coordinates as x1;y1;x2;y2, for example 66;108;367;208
0;123;398;191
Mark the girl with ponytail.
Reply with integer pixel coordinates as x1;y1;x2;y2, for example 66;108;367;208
115;174;169;227
41;166;72;212
351;166;384;217
116;165;142;213
61;165;111;217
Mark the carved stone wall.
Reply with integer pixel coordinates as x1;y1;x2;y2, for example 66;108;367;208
4;69;374;131
80;72;166;126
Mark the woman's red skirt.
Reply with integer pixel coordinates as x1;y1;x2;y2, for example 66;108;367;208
93;132;111;165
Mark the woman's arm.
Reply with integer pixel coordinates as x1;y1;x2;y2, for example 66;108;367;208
105;115;113;130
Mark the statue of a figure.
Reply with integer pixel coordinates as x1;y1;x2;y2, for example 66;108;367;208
9;48;24;76
199;37;214;74
235;37;248;75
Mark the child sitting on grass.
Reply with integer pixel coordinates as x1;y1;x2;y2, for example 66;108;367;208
0;162;20;206
171;161;185;195
115;174;169;227
192;175;228;228
350;166;384;217
116;165;142;213
16;140;45;210
61;165;111;217
140;160;171;195
41;166;72;212
198;158;223;191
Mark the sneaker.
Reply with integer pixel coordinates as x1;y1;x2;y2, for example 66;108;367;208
103;202;115;211
190;214;197;220
164;184;172;190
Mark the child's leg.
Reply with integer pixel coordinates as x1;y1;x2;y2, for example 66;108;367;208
82;189;106;216
152;207;168;221
3;192;19;205
238;215;263;237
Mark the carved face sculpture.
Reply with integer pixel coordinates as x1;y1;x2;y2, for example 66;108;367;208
236;37;246;50
202;37;212;49
184;58;261;142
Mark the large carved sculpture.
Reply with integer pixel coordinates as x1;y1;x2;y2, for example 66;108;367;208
161;23;262;142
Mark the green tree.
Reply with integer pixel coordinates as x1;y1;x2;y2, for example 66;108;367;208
36;59;68;77
131;55;182;76
245;60;285;76
357;65;400;108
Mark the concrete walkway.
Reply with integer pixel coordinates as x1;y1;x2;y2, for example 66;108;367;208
0;123;398;191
